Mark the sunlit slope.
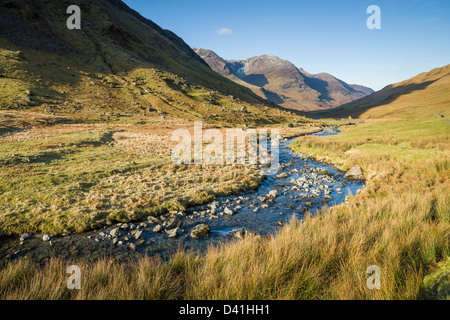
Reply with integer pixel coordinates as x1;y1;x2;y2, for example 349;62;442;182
320;64;450;119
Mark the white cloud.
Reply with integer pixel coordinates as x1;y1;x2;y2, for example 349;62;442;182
217;27;233;35
422;17;441;22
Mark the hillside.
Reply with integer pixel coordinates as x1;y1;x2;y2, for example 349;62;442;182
193;48;374;112
0;0;302;126
318;64;450;119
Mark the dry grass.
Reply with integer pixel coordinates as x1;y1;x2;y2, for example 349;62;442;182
0;256;185;299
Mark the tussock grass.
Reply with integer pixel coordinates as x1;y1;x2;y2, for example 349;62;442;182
0;256;184;299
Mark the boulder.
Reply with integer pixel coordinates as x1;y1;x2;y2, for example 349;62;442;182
190;224;210;239
163;216;181;230
344;166;365;180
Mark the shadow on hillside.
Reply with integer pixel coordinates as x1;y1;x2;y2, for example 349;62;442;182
304;76;333;103
242;74;269;87
261;88;285;105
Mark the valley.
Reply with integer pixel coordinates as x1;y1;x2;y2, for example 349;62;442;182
0;0;448;302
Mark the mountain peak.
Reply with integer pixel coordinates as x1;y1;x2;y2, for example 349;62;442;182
194;48;374;111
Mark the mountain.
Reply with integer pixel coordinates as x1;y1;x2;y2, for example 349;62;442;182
193;48;374;111
317;64;450;119
0;0;300;126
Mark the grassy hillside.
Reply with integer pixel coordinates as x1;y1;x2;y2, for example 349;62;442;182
318;64;450;119
0;0;304;126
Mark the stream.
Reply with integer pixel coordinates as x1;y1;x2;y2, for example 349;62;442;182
0;127;365;264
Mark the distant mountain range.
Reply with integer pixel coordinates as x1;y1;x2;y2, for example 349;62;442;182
317;64;450;119
193;48;374;111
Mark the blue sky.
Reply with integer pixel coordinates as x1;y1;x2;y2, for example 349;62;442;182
123;0;450;91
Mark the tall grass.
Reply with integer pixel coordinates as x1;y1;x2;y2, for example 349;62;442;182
0;256;185;300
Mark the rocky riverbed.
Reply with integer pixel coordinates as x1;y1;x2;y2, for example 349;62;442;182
0;127;365;264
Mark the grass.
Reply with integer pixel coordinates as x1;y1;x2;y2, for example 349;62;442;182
0;120;285;235
0;118;447;299
0;116;320;235
0;256;184;299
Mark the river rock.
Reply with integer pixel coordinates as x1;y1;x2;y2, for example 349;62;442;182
190;224;210;239
166;227;180;238
42;234;51;241
230;229;245;240
110;228;122;238
276;173;288;179
153;224;163;233
134;230;142;240
20;233;31;242
224;207;234;215
344;166;365;180
147;216;162;224
268;190;278;198
163;216;181;230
